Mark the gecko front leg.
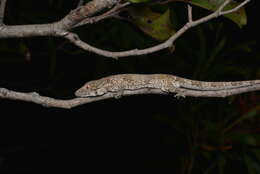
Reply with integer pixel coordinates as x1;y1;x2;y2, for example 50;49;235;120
163;78;186;98
113;90;124;99
174;90;187;99
167;85;187;98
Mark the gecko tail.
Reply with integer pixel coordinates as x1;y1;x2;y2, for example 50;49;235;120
180;79;260;91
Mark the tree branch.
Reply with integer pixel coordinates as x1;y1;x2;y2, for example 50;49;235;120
0;0;120;38
0;0;257;109
221;0;251;15
0;0;251;58
73;1;130;27
188;4;192;22
59;0;118;30
0;23;60;38
62;0;251;59
1;74;259;109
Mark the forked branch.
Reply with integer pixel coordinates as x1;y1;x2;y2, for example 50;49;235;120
0;0;251;59
63;0;251;59
0;0;257;109
1;74;259;109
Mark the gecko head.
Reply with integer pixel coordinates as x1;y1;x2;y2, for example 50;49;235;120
75;81;107;97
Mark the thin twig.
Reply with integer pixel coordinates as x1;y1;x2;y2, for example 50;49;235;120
0;0;122;39
0;0;251;58
74;1;130;27
221;0;251;15
59;0;119;30
63;0;249;58
188;4;193;22
1;73;260;108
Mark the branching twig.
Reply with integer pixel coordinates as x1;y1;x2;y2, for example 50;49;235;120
74;1;130;27
0;0;257;109
0;0;119;38
0;0;251;58
0;0;251;55
1;73;260;109
188;4;192;22
63;0;251;58
221;0;250;15
0;0;7;24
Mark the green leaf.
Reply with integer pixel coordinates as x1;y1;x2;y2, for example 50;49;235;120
128;7;176;41
185;0;247;28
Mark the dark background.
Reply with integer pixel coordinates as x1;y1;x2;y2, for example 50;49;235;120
0;0;259;173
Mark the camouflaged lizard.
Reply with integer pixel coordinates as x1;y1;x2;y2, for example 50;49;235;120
75;74;260;97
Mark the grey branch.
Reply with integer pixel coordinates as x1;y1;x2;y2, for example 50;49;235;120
188;4;192;22
0;0;120;38
73;1;130;27
63;0;251;59
0;0;257;109
1;74;259;109
0;0;251;58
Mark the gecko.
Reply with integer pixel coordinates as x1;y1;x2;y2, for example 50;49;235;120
75;74;260;97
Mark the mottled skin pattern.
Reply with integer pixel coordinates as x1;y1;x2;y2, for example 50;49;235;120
75;74;260;97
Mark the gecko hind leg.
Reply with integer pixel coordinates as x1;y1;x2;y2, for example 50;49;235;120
173;89;187;99
113;90;124;99
174;92;186;99
165;87;186;99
